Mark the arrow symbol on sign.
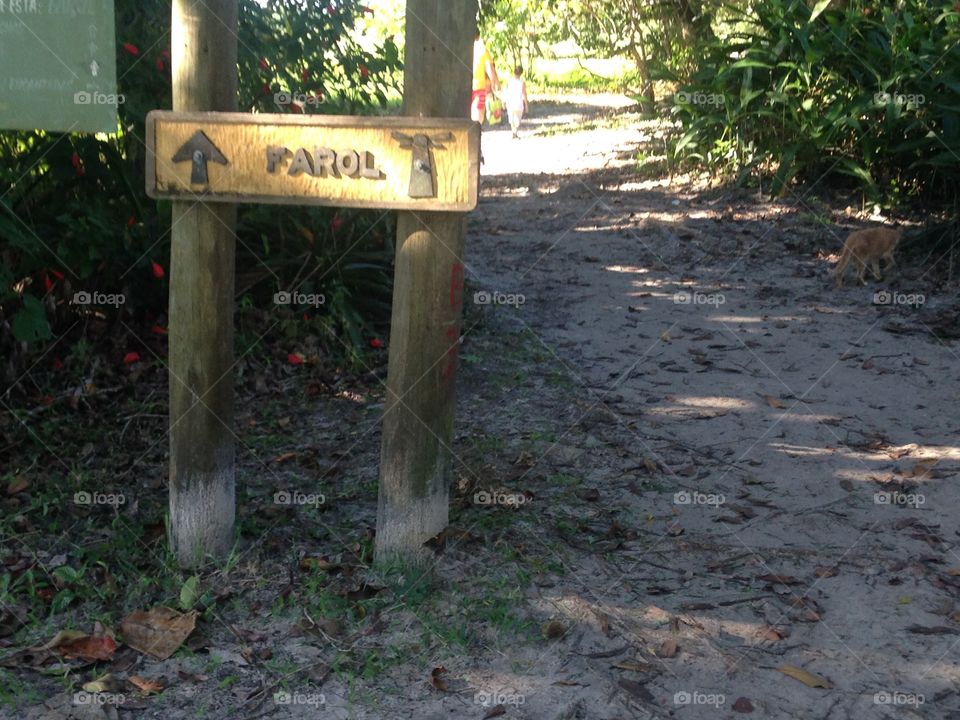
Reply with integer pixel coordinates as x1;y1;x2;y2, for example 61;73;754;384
172;130;229;184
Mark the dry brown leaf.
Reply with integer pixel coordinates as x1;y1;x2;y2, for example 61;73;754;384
657;638;678;658
757;626;787;642
57;634;117;661
120;607;197;660
659;330;672;342
777;664;833;688
611;660;655;672
271;451;297;464
910;459;940;477
429;666;449;692
6;475;28;495
757;574;801;585
542;620;566;640
861;358;875;370
482;705;507;719
642;457;658;474
763;395;786;409
814;566;838;578
128;675;164;694
732;696;755;713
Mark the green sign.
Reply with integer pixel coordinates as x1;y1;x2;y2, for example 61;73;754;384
0;0;118;133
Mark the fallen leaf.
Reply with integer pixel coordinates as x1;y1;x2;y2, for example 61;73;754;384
814;566;838;578
861;358;875;370
121;607;197;660
542;620;566;639
429;666;449;692
732;696;755;713
271;452;297;464
611;660;654;672
57;634;117;661
659;330;672;342
909;458;940;478
128;675;164;694
6;476;28;495
82;674;124;693
757;626;787;642
777;664;833;688
757;574;801;585
763;395;786;409
657;638;678;658
907;624;959;635
618;678;654;701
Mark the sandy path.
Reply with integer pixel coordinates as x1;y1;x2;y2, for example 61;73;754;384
464;94;960;719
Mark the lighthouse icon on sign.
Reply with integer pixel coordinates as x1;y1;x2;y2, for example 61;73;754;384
391;131;453;199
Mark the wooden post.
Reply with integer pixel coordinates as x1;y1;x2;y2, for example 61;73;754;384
168;0;239;567
375;0;478;565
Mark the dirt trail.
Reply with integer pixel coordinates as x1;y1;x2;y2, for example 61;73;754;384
459;94;960;719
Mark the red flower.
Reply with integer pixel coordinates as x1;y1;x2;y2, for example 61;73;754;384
330;214;343;232
127;216;136;229
50;269;65;281
360;5;374;14
123;352;141;365
262;83;271;96
123;42;139;56
287;352;304;365
369;338;383;349
151;261;165;279
41;272;53;292
359;63;369;79
70;152;85;177
302;313;309;322
40;395;55;406
260;58;270;70
289;102;303;114
156;58;165;73
151;325;168;335
52;357;64;370
301;70;310;82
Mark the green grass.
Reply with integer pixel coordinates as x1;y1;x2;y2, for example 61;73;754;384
529;57;635;93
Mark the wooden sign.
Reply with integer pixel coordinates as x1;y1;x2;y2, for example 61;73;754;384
145;111;481;212
0;0;118;132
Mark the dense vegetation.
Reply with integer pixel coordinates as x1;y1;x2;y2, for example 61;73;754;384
0;0;401;377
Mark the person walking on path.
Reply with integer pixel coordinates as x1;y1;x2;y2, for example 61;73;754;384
505;65;529;138
471;33;499;124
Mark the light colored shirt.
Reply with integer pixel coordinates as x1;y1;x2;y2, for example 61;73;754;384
505;77;527;111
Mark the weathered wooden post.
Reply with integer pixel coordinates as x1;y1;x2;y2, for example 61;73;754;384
168;0;239;566
375;0;478;565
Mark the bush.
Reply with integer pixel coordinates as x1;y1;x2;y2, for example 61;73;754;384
0;0;401;373
662;0;960;203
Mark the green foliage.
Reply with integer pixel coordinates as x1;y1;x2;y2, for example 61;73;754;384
0;0;401;367
664;0;960;203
